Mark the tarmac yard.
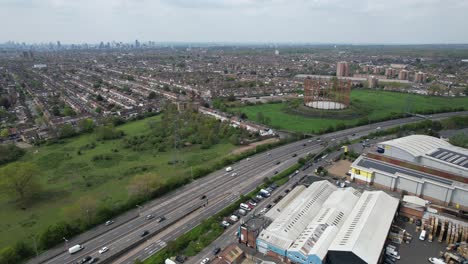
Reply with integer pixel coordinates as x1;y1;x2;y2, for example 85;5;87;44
394;220;448;264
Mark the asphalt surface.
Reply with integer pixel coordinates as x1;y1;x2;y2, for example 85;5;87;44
28;111;467;264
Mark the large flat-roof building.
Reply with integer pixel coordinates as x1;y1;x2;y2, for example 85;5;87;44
287;188;361;264
350;135;468;210
257;181;337;259
327;191;399;264
255;181;400;264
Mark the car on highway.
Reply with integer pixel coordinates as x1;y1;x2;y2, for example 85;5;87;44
213;247;221;255
141;230;149;237
274;171;278;175
267;152;271;156
105;220;114;226
292;153;297;157
99;246;109;254
225;166;233;172
156;216;166;223
146;214;154;220
231;172;238;177
76;256;92;264
88;257;98;263
246;158;250;161
308;139;312;143
275;161;281;165
200;258;210;264
303;143;307;146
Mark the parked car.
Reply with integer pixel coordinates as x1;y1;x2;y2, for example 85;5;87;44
248;200;257;207
259;208;268;214
213;247;221;255
200;258;210;264
428;257;446;264
105;220;114;226
99;246;109;254
221;221;230;227
255;195;264;200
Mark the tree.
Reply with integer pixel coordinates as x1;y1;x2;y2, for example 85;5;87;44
96;94;104;101
0;128;9;138
148;91;157;99
78;118;95;133
0;144;25;166
64;196;98;225
58;124;76;139
0;162;41;205
0;96;11;109
95;126;123;140
127;173;162;199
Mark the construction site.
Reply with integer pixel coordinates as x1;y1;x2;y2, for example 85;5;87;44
303;77;351;110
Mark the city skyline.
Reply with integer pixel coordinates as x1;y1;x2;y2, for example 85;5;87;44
1;0;468;44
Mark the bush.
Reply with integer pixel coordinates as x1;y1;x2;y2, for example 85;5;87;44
0;144;25;166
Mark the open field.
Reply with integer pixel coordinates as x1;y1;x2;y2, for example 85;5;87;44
229;90;468;133
0;115;238;248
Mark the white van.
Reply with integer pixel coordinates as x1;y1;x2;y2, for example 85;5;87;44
68;244;84;254
225;167;233;172
240;203;251;211
229;215;239;222
419;229;426;241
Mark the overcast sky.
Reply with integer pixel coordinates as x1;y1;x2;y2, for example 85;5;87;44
1;0;467;44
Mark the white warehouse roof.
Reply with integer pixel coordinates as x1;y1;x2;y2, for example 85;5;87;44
379;135;450;158
288;188;361;261
265;185;306;221
258;181;337;250
328;191;399;264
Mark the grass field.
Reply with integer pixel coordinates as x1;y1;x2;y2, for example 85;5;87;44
0;115;238;248
230;90;468;133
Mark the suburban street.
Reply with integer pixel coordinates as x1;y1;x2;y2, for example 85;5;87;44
27;111;467;264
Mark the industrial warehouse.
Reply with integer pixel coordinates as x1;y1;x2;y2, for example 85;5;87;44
240;180;399;264
350;135;468;210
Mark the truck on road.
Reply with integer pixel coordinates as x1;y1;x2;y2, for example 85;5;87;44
68;244;84;254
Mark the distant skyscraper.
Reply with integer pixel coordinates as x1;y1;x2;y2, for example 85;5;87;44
336;61;349;77
57;41;61;49
275;49;279;56
135;39;140;48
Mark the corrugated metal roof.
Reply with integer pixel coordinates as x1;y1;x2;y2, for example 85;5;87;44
288;188;360;260
329;191;399;264
258;181;337;250
380;135;450;158
264;185;306;221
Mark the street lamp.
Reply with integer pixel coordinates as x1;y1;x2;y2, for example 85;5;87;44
63;237;68;250
136;205;142;216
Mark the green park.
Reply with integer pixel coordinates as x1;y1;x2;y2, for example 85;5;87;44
229;89;468;133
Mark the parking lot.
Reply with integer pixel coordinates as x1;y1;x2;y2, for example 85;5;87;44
393;220;447;264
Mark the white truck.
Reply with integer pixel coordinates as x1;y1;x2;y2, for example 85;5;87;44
68;244;84;254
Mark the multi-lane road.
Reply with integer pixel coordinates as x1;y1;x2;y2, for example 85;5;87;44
31;111;467;264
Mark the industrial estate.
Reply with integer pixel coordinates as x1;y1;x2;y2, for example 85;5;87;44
1;3;468;264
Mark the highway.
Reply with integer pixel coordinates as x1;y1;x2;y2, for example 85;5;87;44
33;111;467;264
